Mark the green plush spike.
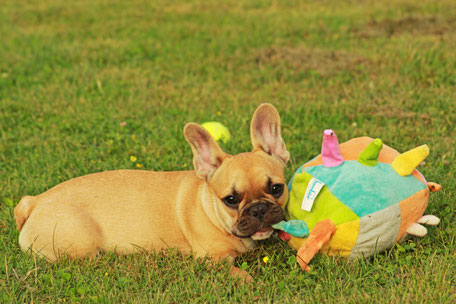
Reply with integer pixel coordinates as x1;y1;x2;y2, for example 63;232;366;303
358;138;383;166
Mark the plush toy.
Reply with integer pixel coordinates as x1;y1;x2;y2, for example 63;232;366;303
274;130;442;271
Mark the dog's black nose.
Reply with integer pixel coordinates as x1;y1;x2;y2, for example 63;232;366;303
246;203;269;220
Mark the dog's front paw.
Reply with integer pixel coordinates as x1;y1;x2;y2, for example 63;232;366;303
229;266;253;283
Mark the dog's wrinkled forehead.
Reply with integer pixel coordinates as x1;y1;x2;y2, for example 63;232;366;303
209;151;285;198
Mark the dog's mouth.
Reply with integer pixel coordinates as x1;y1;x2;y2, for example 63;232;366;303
251;227;274;240
232;225;276;240
231;202;283;240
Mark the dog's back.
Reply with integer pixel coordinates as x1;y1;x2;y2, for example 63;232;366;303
15;170;200;260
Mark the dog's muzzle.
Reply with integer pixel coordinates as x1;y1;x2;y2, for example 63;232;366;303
232;201;284;239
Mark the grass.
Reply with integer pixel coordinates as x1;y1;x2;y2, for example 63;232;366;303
1;0;455;302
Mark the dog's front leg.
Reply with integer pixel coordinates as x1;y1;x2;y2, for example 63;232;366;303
194;248;253;283
212;252;253;283
228;265;253;283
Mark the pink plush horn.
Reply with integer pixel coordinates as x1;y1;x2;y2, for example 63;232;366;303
321;129;344;167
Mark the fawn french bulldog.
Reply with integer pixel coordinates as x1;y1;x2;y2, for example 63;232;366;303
14;103;289;280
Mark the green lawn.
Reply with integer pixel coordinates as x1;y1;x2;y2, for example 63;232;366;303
1;0;455;302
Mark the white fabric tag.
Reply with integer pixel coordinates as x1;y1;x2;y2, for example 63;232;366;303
301;177;325;212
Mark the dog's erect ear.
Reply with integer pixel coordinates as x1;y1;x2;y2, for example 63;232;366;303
250;103;290;165
184;123;227;181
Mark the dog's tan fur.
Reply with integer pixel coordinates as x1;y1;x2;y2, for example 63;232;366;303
15;104;289;279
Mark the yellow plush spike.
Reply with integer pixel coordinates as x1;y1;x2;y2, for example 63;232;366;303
392;144;429;176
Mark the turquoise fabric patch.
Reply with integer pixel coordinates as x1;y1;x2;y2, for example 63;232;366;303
287;164;304;192
272;220;309;238
287;155;322;192
304;161;426;218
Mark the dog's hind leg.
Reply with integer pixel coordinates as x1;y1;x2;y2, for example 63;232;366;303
19;202;102;261
14;196;37;230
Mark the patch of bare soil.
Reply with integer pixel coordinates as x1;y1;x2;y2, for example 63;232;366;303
354;16;456;38
372;106;432;124
254;47;367;77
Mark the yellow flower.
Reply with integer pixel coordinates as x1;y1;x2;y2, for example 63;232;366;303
263;256;269;263
217;111;222;116
130;155;137;162
136;163;142;168
105;272;108;276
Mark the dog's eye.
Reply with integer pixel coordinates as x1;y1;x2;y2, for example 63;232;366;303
271;184;284;197
222;195;239;207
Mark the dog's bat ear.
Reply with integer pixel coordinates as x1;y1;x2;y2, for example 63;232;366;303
250;103;289;165
184;123;227;181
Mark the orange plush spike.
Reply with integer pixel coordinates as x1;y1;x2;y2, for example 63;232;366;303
296;219;336;271
427;182;442;192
